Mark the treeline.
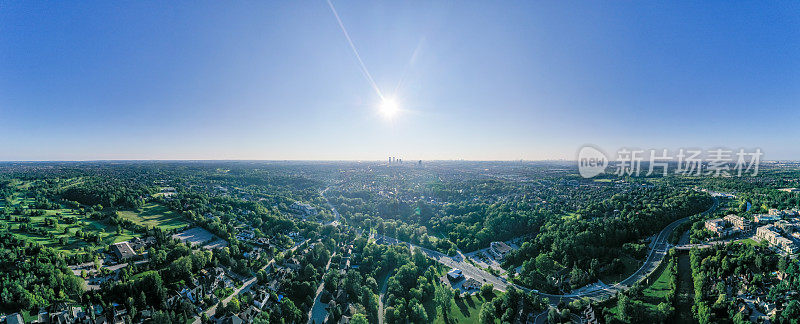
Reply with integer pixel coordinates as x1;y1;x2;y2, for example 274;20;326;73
61;183;150;210
432;201;546;252
507;188;712;292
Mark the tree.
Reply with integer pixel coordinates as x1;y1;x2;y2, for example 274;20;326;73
280;298;302;324
226;296;241;314
409;300;428;323
480;283;494;299
351;313;368;324
479;302;495;324
655;302;673;322
434;284;454;317
696;302;712;324
535;254;555;274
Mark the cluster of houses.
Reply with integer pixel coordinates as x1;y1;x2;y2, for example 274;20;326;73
725;271;799;321
166;266;236;316
234;228;272;250
1;302;140;324
215;243;326;324
319;243;362;324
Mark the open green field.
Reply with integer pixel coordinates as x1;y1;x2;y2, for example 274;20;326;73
434;291;504;324
1;188;138;254
735;238;761;247
117;203;188;231
608;258;675;318
642;261;673;302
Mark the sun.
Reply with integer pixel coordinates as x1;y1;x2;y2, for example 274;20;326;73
379;97;400;119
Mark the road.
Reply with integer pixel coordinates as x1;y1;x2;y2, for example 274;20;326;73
372;196;718;305
307;253;336;324
320;187;341;226
194;187;341;324
376;268;393;324
374;234;512;292
192;239;309;324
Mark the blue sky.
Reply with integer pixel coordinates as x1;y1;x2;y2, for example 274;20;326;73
1;1;798;160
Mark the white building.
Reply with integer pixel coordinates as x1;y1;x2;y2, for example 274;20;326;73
755;225;798;254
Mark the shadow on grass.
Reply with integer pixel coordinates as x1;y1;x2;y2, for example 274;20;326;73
455;297;470;317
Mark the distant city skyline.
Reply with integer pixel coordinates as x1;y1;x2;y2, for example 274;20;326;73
1;1;799;161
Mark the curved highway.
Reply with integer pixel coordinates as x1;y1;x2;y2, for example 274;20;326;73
373;196;718;305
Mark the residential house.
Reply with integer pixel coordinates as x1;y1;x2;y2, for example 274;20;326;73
252;289;271;309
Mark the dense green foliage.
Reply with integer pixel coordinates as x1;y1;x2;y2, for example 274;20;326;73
509;188;712;292
0;232;84;312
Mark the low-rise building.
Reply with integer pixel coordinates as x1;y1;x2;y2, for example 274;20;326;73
754;214;781;224
447;269;464;281
111;242;137;260
724;214;752;231
489;241;513;259
756;225;798;254
462;278;481;290
705;218;735;237
289;202;316;216
5;313;24;324
235;229;255;241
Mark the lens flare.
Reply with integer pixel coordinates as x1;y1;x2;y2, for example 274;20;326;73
379;98;400;119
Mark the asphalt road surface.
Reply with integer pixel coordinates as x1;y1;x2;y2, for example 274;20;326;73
374;196;718;305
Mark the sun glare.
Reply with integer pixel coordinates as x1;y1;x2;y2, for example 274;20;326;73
379;98;400;119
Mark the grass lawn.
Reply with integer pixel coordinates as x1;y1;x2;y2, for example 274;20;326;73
609;258;675;320
1;189;138;254
641;261;673;302
117;203;188;231
735;238;761;247
599;254;641;284
434;291;504;324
